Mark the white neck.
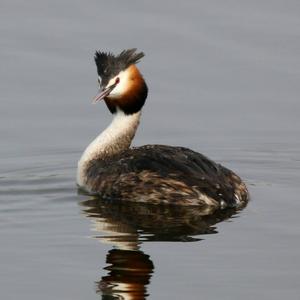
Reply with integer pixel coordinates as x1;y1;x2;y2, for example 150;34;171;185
77;109;141;187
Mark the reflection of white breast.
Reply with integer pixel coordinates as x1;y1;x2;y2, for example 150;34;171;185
90;214;139;251
104;283;135;300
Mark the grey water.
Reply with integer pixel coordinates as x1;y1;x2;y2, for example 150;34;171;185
1;1;300;299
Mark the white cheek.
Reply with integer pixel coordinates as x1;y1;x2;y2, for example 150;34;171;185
108;70;130;98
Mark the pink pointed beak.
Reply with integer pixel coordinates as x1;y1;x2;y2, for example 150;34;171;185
93;79;119;103
93;86;113;103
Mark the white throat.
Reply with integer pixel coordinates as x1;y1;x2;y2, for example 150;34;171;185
77;109;141;187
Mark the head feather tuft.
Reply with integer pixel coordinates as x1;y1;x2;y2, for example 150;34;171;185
94;48;145;84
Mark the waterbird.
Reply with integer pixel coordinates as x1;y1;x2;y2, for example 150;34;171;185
77;49;249;213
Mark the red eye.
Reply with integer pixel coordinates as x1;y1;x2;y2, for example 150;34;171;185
115;77;120;84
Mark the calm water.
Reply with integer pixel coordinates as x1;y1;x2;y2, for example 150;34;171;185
1;1;300;299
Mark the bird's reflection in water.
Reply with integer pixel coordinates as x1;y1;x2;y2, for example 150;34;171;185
80;198;246;299
97;249;153;300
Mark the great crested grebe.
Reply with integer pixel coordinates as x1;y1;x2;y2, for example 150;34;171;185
77;49;249;212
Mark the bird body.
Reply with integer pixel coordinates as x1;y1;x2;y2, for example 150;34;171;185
77;49;249;212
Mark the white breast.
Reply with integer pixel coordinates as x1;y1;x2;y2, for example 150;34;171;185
77;110;141;187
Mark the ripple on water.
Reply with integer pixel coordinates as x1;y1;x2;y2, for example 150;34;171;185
0;152;80;230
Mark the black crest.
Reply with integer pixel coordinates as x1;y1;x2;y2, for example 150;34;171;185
94;48;145;85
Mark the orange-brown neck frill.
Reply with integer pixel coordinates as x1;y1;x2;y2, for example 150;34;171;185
105;65;148;115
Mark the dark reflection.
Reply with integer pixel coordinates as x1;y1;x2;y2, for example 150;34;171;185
98;249;154;300
80;198;246;299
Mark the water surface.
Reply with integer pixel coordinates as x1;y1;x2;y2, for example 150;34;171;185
1;1;300;299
